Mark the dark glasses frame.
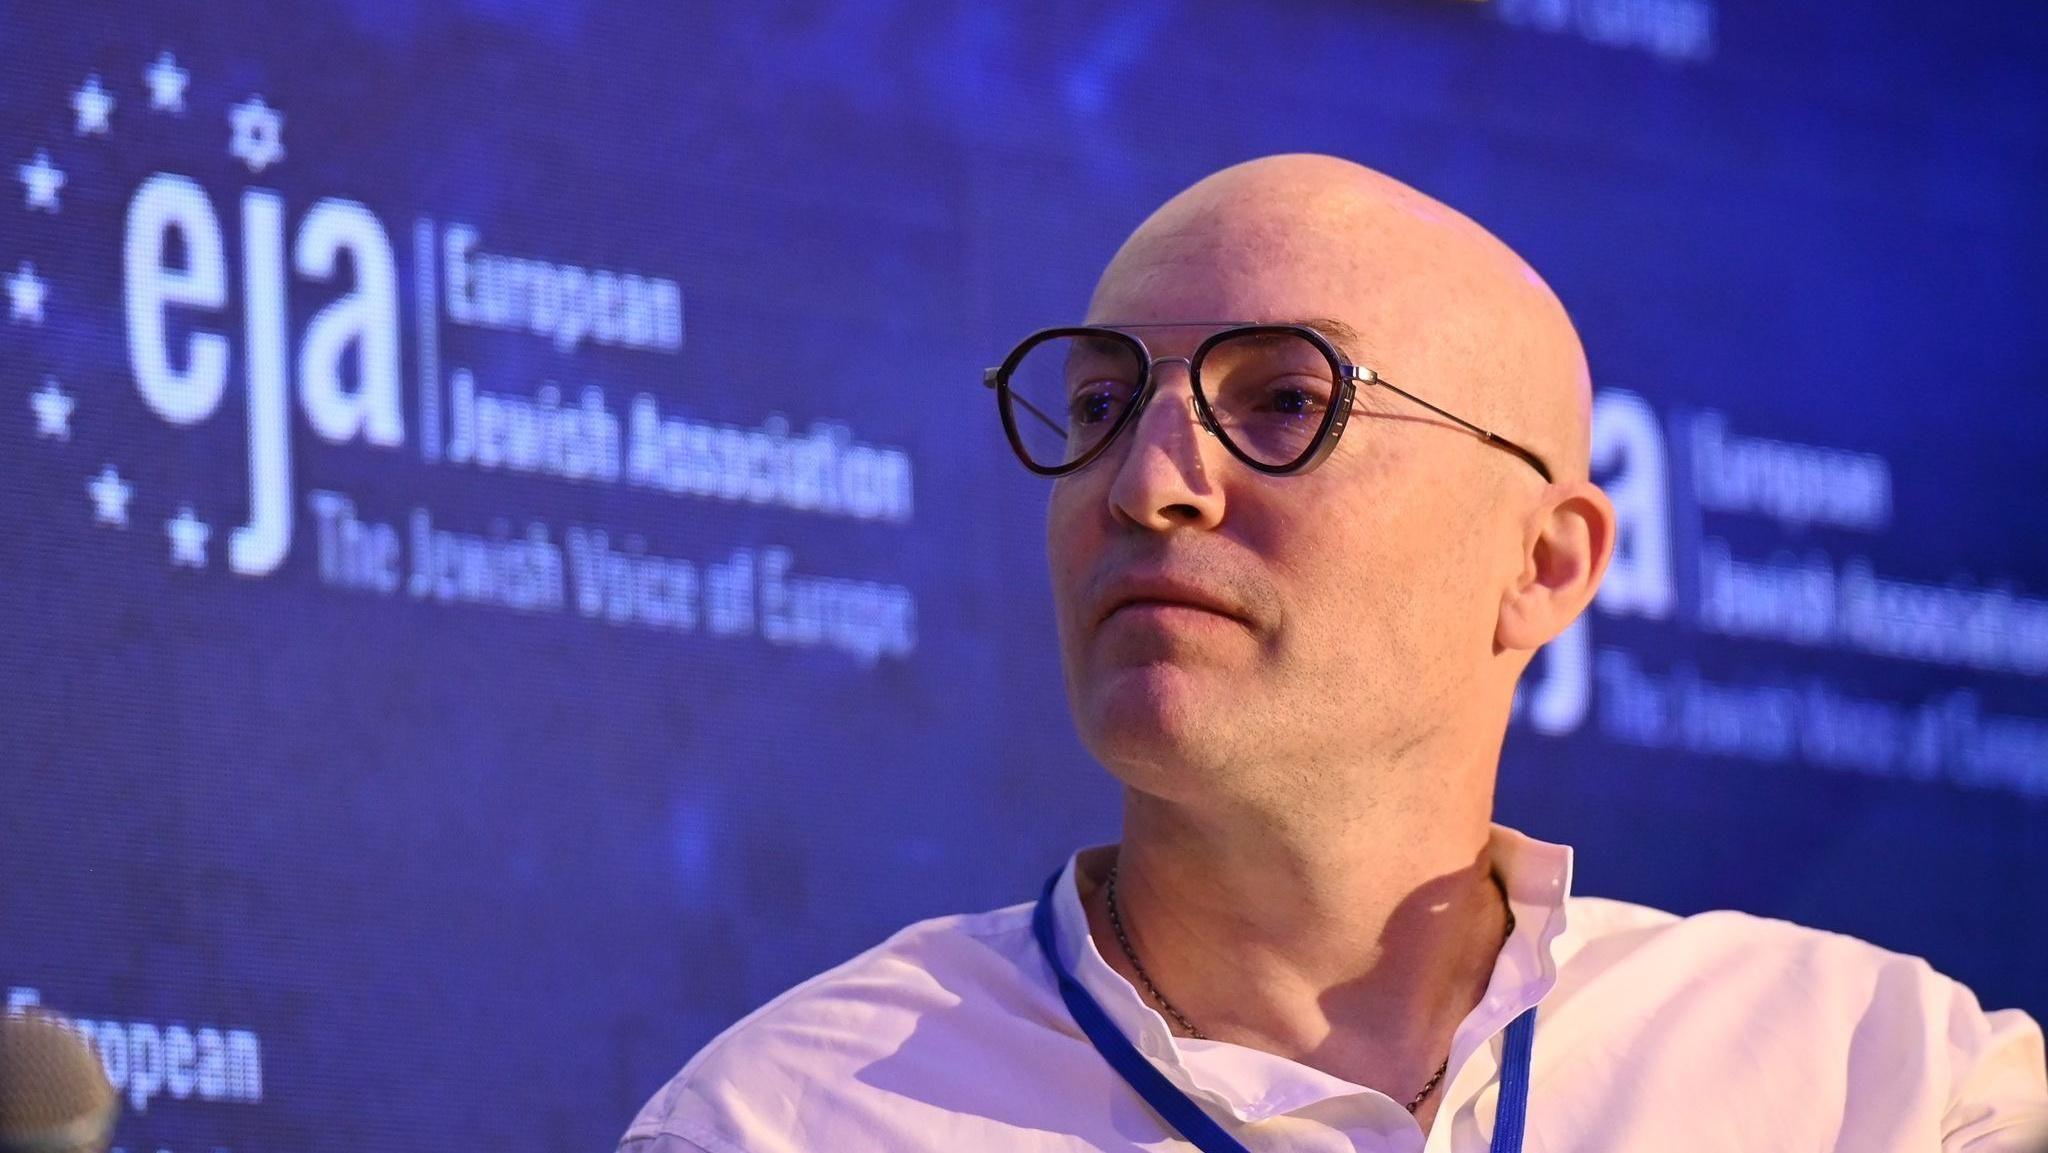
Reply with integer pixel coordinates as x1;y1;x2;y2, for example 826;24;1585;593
984;322;1554;483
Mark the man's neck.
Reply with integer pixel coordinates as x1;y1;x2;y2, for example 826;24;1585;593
1078;785;1509;1121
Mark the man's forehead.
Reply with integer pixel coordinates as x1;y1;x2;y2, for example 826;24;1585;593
1076;154;1593;476
1084;222;1406;364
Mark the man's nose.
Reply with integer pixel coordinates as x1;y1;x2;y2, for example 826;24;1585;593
1103;357;1227;531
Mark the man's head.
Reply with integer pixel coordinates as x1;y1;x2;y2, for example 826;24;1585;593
1042;153;1613;817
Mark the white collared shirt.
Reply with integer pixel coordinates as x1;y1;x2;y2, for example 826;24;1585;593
619;826;2048;1151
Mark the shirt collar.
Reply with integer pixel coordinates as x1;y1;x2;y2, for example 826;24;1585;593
1047;822;1575;1123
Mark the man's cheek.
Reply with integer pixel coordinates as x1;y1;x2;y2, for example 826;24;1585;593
1046;484;1100;563
1045;503;1095;632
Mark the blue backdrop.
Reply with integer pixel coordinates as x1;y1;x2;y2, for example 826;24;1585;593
2;2;2044;1150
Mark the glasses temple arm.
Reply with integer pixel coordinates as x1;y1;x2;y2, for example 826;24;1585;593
1368;377;1555;484
986;369;1067;439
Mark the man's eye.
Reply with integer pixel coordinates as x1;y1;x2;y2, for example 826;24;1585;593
1069;386;1124;426
1254;381;1328;417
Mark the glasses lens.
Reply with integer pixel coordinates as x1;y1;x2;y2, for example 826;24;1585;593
1001;332;1145;471
1198;329;1340;469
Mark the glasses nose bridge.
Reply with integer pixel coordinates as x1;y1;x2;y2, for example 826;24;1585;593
1134;353;1218;439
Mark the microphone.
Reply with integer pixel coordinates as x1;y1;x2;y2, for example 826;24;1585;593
0;1011;117;1153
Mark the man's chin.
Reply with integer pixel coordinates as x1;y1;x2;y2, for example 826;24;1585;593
1074;662;1229;764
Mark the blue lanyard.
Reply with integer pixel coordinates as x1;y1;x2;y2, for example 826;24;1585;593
1032;867;1536;1153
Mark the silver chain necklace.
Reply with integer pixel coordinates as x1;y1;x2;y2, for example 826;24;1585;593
1102;860;1516;1116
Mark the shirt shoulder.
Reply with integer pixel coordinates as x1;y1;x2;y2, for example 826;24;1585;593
1562;892;1950;979
1550;894;2047;1148
1557;891;1967;1012
619;898;1061;1153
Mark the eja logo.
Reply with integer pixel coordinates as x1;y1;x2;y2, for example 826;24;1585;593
13;51;401;578
125;173;403;577
12;50;680;579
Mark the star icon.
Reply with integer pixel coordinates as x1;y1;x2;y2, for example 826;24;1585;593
31;377;74;440
72;74;114;135
88;465;132;527
7;262;47;324
18;150;65;212
228;96;285;173
146;51;188;114
166;504;211;567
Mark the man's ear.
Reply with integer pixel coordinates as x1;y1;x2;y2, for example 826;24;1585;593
1497;480;1616;651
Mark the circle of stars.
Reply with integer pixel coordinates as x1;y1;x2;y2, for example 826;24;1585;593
14;49;288;573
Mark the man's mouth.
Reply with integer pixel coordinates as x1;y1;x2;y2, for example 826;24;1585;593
1096;577;1248;628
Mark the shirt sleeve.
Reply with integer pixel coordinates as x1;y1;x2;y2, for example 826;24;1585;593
618;1136;717;1153
1940;978;2048;1152
619;1128;747;1153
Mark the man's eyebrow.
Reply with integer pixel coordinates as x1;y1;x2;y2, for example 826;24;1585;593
1291;317;1370;360
1090;317;1377;361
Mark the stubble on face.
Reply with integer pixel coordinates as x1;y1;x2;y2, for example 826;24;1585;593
1053;524;1285;787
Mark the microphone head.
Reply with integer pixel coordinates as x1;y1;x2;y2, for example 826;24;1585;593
0;1011;117;1153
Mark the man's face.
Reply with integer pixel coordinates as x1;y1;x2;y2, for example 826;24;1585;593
1047;220;1528;799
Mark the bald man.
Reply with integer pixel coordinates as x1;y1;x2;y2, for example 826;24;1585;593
619;156;2048;1152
